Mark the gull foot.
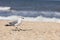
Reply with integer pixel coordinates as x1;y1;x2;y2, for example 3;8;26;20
12;29;28;31
12;27;32;31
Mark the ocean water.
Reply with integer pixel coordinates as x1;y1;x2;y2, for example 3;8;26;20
0;1;60;22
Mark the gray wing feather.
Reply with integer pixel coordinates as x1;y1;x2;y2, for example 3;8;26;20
9;21;17;26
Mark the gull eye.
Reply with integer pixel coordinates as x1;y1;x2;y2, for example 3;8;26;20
22;18;24;19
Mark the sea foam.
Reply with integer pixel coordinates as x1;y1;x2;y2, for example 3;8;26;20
0;6;60;23
0;6;11;11
0;15;60;23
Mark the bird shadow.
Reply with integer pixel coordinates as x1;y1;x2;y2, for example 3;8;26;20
12;28;32;32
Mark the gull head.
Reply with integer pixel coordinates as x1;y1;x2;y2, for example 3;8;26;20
18;16;24;19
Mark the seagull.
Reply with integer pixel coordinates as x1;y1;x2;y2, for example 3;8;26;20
5;16;24;27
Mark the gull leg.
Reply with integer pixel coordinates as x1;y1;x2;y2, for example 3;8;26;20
12;26;18;31
15;26;19;31
14;25;22;31
13;25;23;31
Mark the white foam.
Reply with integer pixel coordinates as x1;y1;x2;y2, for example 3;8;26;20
0;15;60;23
0;15;18;20
0;6;60;23
0;6;11;11
23;16;60;23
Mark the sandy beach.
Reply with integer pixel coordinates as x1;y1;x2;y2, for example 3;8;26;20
0;20;60;40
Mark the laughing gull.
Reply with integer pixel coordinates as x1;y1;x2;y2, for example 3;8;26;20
4;16;32;31
5;16;24;27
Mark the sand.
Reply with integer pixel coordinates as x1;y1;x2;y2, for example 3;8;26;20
0;20;60;40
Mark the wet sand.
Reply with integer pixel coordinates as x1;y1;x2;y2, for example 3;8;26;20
0;20;60;40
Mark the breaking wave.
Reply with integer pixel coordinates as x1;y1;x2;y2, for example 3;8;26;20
0;6;60;23
0;6;11;11
0;15;60;23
